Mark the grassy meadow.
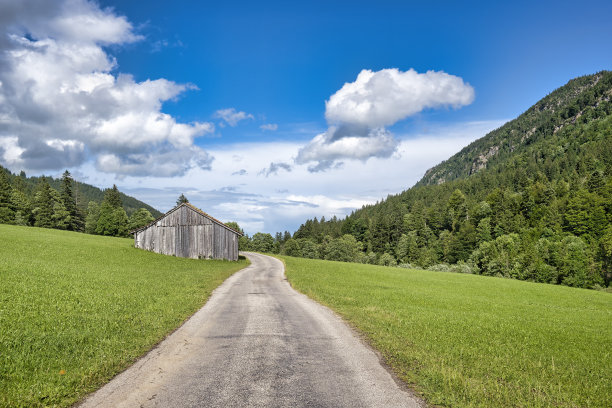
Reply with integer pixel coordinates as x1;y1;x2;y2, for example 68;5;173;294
0;224;248;407
279;255;612;408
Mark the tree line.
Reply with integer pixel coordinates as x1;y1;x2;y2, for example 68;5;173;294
241;160;611;290
0;169;156;237
240;72;612;290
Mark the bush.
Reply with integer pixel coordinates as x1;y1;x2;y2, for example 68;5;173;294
428;263;451;272
378;252;396;266
449;262;474;274
282;238;302;257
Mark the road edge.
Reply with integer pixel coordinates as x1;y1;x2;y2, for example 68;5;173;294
74;256;252;407
270;254;430;408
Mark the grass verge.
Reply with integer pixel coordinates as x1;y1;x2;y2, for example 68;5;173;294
279;255;611;407
0;224;248;407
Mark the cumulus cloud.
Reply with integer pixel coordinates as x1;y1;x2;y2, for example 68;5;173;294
214;108;254;127
260;123;278;131
326;68;475;127
0;0;214;177
296;126;397;172
297;68;475;171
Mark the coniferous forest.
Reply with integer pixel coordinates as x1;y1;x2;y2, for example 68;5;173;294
0;169;160;238
242;71;612;289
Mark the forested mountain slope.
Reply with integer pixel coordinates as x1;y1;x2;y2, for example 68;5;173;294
420;71;611;185
0;166;161;217
288;71;612;288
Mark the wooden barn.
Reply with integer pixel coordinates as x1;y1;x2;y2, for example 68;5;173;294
132;203;242;261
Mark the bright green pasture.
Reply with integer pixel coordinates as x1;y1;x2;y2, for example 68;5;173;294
0;224;248;407
279;256;611;408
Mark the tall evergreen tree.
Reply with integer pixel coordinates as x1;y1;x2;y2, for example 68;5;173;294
104;184;123;208
60;170;84;231
176;194;189;205
96;184;128;236
33;178;55;228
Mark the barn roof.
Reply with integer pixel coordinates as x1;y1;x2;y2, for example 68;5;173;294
130;202;243;236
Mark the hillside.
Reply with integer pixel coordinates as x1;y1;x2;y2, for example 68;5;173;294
0;165;161;217
419;71;612;185
288;71;612;288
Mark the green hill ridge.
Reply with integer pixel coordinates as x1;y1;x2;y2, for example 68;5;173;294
0;165;161;218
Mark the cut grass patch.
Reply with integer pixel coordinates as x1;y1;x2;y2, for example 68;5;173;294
279;256;612;408
0;224;248;408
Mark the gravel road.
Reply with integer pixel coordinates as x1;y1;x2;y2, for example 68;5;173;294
79;252;423;408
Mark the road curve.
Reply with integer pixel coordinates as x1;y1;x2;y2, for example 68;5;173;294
79;252;423;408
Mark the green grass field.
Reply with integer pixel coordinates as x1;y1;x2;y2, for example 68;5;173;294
0;224;248;408
279;256;612;408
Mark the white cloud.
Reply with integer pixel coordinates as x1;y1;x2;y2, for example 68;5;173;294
0;0;214;176
295;126;398;172
98;119;504;235
297;68;475;171
214;108;254;127
260;123;278;131
0;136;25;168
326;68;475;127
96;146;213;177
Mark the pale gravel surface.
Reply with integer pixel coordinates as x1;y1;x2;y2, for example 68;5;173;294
79;252;424;408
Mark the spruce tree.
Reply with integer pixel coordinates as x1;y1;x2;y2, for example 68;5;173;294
33;178;55;228
52;200;70;230
176;194;189;205
60;170;84;231
0;170;15;224
104;184;123;208
96;185;128;236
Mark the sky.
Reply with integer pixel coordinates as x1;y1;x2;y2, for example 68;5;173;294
0;0;611;234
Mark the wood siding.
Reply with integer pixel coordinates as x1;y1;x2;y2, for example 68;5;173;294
133;205;239;261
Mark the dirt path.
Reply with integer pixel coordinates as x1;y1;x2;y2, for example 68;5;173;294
79;252;423;408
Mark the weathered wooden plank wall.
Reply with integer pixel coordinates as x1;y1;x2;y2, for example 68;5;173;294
134;205;239;261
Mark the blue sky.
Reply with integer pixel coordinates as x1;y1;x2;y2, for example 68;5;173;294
0;0;611;234
104;0;612;132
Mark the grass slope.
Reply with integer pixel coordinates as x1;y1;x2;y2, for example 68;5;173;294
280;256;611;408
0;224;248;407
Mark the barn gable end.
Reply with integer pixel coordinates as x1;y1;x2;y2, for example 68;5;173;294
132;203;241;261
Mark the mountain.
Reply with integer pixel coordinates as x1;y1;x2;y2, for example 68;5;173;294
287;71;612;289
0;166;162;218
419;71;612;185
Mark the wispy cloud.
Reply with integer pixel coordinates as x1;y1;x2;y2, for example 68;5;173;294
259;162;292;177
213;108;254;127
260;123;278;131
